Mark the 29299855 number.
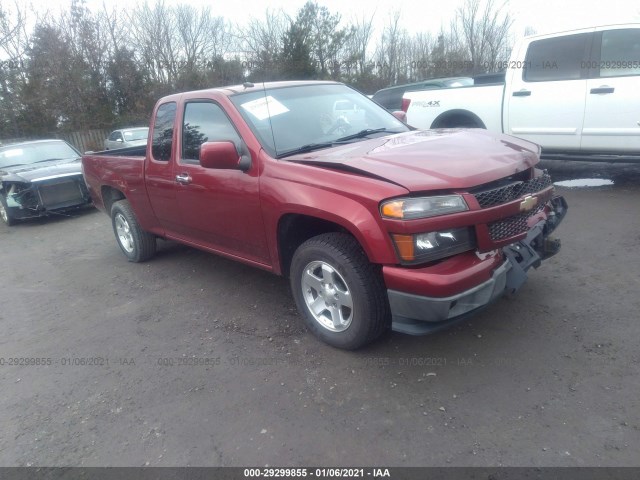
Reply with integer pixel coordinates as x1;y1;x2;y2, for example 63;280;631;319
0;357;52;366
244;468;308;477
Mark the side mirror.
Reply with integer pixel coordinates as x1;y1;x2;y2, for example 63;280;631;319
392;111;407;123
200;141;242;170
116;138;123;142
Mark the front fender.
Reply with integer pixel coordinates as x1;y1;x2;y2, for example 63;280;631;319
260;160;406;273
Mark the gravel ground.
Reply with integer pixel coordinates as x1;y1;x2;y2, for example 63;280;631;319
0;161;639;467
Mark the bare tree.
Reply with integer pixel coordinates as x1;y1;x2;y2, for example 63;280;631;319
451;0;513;73
0;1;25;52
375;10;411;85
343;12;375;77
101;2;128;54
0;0;30;137
175;6;231;71
429;27;470;77
126;1;178;85
240;9;289;80
3;0;518;138
406;32;435;81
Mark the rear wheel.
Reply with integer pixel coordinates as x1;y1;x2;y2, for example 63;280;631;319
434;114;485;129
110;199;156;262
0;195;16;226
290;233;390;349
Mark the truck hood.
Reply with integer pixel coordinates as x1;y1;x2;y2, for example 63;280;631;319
287;129;540;191
0;157;82;183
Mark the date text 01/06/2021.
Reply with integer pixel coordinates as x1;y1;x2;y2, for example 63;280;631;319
243;468;391;477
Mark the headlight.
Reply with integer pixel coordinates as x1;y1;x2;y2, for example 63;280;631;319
381;195;468;220
391;227;476;264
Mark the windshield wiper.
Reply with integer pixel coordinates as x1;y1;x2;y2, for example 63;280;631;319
334;128;400;143
275;128;403;158
276;143;334;159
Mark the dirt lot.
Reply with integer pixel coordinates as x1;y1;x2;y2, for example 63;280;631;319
1;161;639;467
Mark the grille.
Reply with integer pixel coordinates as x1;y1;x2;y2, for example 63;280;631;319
37;179;84;208
473;173;552;208
488;204;544;241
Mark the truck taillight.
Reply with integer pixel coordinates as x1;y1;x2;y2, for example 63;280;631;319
401;98;411;112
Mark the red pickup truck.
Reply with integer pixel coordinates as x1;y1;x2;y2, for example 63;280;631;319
82;81;567;349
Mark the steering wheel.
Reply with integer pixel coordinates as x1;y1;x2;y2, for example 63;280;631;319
320;114;352;136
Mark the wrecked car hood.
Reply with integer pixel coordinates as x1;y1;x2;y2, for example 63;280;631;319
286;129;540;191
0;158;82;182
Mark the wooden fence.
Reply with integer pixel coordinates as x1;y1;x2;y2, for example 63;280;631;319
58;129;111;153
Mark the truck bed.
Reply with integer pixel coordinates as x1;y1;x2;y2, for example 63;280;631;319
89;145;147;158
81;150;153;228
405;84;504;131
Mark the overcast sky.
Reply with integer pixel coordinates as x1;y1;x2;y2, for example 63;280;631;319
20;0;640;40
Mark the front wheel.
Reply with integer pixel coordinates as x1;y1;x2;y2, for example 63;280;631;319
111;200;156;262
0;195;16;226
290;233;390;349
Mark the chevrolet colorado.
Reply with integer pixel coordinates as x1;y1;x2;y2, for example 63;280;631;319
82;81;567;349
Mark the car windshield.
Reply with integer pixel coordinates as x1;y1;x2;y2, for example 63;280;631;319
230;83;409;158
122;128;149;141
0;141;80;169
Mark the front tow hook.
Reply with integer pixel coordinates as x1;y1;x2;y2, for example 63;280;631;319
543;236;561;259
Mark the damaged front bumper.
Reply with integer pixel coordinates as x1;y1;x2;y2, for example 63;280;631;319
2;174;92;221
389;195;568;335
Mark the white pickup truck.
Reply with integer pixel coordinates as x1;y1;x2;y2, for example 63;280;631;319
404;24;640;161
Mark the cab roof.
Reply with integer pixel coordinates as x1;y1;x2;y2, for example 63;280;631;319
160;80;341;102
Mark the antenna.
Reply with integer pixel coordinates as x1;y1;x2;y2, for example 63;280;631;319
262;80;278;157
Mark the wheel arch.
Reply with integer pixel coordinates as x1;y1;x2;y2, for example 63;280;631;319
101;185;126;214
277;214;354;278
275;206;397;278
431;109;487;129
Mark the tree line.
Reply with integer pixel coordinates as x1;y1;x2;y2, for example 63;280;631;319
0;0;513;139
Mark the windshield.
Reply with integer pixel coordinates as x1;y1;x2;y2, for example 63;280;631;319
122;128;149;141
0;141;80;169
230;83;409;158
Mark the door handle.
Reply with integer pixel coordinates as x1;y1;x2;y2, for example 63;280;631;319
590;86;614;94
512;90;531;97
175;173;192;185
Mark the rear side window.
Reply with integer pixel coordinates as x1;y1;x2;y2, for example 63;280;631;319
524;33;590;82
151;102;177;162
372;89;400;110
599;29;640;78
182;101;241;163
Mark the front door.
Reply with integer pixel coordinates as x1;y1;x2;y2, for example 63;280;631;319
506;31;593;151
172;100;270;266
145;101;183;234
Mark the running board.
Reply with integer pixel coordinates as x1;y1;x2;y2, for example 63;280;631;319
541;152;640;163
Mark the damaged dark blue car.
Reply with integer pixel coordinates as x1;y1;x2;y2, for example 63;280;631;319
0;139;92;226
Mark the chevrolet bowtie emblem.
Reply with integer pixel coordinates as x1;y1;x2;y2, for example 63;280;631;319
519;195;538;212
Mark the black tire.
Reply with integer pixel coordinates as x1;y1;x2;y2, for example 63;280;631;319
0;195;16;226
290;233;390;349
110;199;156;262
434;115;484;129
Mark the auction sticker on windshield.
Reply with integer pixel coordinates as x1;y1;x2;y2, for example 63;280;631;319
240;95;289;120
